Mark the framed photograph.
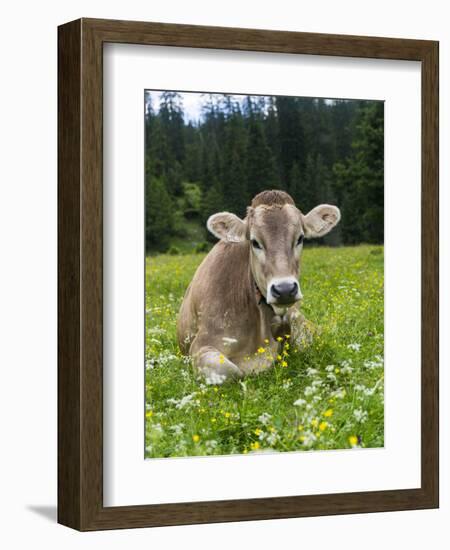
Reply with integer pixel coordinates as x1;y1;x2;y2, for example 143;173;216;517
58;18;439;530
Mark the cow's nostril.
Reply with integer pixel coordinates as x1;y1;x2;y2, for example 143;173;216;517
271;281;298;301
271;284;281;298
288;281;298;296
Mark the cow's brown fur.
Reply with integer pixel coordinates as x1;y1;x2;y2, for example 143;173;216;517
177;190;340;383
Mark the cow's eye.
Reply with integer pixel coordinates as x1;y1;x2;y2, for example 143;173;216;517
251;239;262;250
296;234;304;246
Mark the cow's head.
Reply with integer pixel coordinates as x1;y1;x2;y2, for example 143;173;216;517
207;190;340;314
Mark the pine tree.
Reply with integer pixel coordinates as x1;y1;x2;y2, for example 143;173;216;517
333;102;384;244
246;117;278;199
288;161;302;205
159;92;185;163
276;96;306;186
222;111;248;216
143;91;383;249
145;176;173;251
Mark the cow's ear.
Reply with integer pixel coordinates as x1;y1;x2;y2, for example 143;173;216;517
302;205;341;238
207;212;247;242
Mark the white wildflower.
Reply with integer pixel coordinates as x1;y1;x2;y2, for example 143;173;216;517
340;359;353;374
205;372;226;385
206;440;218;451
356;379;383;397
294;398;306;407
148;327;166;335
348;343;361;352
167;393;196;409
353;408;369;423
331;388;346;399
169;424;184;436
258;412;272;425
363;355;384;369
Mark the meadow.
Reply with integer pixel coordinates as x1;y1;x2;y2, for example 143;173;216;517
145;245;384;458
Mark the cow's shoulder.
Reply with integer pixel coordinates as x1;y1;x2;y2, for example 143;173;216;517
191;240;254;316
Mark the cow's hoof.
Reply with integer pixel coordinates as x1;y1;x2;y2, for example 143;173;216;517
196;351;243;384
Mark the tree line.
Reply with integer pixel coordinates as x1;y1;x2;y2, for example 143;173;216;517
145;91;384;251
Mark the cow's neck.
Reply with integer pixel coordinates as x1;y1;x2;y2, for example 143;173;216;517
253;280;277;316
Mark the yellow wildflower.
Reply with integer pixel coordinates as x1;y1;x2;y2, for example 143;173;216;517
285;334;291;339
319;421;328;431
219;354;225;364
335;368;340;374
348;435;358;447
324;409;333;418
250;441;260;450
254;428;262;436
276;336;283;342
211;417;217;423
281;361;288;367
257;347;266;354
224;412;231;418
145;410;153;418
264;338;270;344
277;355;282;361
311;418;319;428
192;434;200;443
298;424;304;431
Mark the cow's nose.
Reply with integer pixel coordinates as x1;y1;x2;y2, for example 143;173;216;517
271;281;298;302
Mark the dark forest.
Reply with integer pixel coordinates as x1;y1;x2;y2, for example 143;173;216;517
145;91;384;252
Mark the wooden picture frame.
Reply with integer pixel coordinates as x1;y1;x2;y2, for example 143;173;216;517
58;17;439;531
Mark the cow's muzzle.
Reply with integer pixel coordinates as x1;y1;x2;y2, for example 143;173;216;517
267;278;302;306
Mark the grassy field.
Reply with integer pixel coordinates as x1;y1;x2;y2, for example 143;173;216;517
145;245;384;458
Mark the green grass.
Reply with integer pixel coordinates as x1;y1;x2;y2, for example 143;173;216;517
145;245;384;458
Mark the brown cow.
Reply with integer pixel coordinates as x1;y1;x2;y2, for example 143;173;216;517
177;190;340;384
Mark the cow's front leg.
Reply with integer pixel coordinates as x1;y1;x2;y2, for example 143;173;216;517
191;344;243;385
287;308;316;350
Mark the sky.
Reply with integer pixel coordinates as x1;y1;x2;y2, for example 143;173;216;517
146;90;250;123
146;90;342;124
